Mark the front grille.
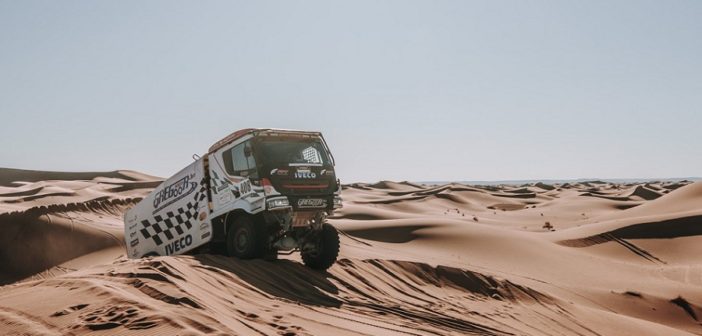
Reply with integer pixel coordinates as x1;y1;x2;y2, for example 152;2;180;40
277;182;332;195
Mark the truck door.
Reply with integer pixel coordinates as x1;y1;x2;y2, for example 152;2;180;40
208;140;266;217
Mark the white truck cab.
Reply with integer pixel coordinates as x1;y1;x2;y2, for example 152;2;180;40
124;128;342;270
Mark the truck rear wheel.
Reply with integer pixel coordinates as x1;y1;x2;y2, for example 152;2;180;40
301;223;339;271
226;216;265;259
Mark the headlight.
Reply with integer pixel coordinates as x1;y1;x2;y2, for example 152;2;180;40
333;196;343;209
267;197;290;209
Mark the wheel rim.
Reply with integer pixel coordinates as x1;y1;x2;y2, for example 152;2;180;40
235;228;250;253
306;236;323;258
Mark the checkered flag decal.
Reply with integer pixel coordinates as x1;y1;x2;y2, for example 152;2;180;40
210;169;240;197
140;180;208;246
210;170;228;194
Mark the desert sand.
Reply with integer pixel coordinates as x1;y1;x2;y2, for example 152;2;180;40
0;168;701;335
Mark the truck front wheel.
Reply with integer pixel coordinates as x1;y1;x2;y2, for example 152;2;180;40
226;216;265;259
301;223;339;271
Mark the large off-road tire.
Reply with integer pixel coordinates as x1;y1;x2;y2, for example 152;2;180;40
226;216;265;259
302;223;339;271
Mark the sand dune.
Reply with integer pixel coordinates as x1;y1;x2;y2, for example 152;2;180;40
0;168;161;284
0;168;159;188
1;170;701;335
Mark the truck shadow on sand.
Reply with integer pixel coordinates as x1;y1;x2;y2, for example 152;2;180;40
193;254;342;308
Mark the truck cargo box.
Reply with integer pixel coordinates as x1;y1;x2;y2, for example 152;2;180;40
124;159;212;258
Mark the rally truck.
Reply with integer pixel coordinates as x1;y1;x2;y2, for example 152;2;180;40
124;128;342;270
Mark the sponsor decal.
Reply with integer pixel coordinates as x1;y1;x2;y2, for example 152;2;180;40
271;169;289;176
199;222;209;230
127;215;138;230
130;238;139;247
130;231;137;238
153;174;198;213
201;231;211;239
219;192;233;204
294;170;316;179
242;192;262;200
297;198;327;208
164;234;193;255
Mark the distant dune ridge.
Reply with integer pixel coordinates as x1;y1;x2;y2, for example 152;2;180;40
0;168;162;285
1;168;702;335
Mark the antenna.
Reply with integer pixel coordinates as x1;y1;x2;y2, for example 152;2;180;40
192;154;201;161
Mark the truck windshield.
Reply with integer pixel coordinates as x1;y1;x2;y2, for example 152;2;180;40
256;138;331;167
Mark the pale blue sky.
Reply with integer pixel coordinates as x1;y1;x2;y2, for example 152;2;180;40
1;1;700;182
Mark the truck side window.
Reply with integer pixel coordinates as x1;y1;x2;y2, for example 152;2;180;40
222;150;234;173
224;142;258;179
